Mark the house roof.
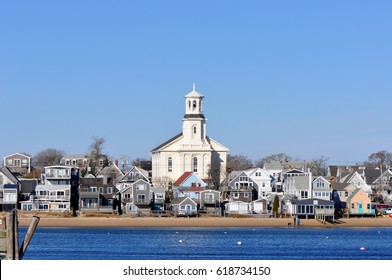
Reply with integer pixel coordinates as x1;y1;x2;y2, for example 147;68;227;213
172;197;197;205
118;166;150;182
263;160;284;170
331;182;353;191
4;152;31;159
295;198;334;206
188;186;206;192
0;166;20;184
174;171;193;186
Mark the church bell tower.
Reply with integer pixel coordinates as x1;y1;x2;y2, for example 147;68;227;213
182;83;207;144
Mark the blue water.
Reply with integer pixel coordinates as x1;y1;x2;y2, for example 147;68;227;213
19;227;392;260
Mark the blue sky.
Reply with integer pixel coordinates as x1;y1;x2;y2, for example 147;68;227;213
1;1;391;165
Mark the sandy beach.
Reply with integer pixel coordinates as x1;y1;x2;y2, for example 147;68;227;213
15;212;392;228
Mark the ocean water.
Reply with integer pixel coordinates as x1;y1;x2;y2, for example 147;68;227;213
19;227;392;260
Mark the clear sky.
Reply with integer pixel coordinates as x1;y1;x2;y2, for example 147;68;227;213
1;1;391;165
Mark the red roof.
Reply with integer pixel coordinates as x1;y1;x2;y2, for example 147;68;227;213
174;172;193;186
188;186;206;192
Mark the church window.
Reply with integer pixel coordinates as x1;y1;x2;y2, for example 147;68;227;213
193;157;198;172
192;100;197;110
193;126;197;135
188;101;191;109
168;157;173;172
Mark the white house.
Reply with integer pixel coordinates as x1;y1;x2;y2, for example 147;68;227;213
151;85;229;187
20;166;79;212
339;171;372;196
312;176;332;200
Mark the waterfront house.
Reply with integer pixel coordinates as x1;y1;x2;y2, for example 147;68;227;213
283;169;312;199
121;179;152;216
339;171;372;196
224;201;250;215
79;177;116;213
312;176;332;200
171;197;198;216
20;166;79;212
19;179;39;209
228;168;273;199
172;171;207;199
222;171;255;203
331;183;358;217
0;167;20;211
293;198;335;220
150;186;166;212
250;198;268;214
199;189;221;215
3;153;31;177
346;188;373;216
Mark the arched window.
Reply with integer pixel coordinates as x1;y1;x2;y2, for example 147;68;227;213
168;157;173;172
193;126;197;135
193;157;198;172
192;100;197;110
188;101;191;109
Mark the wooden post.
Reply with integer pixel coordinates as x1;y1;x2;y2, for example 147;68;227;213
6;211;16;260
13;210;19;260
19;216;40;260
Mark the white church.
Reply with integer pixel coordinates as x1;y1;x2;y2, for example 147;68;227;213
151;85;229;186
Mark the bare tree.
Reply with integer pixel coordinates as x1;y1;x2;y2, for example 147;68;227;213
152;176;173;191
227;154;253;171
33;148;65;170
367;150;392;168
88;137;108;175
309;156;330;176
131;157;151;170
255;153;292;167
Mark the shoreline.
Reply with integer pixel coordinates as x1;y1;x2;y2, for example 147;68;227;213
16;213;392;228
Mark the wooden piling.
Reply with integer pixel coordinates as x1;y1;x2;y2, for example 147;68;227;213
5;210;18;260
19;216;40;260
2;210;40;260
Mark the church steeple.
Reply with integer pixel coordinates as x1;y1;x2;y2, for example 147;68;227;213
183;84;207;143
184;83;204;117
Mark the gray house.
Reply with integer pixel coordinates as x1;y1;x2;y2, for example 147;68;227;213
0;167;20;211
3;153;31;177
171;197;198;217
79;177;116;213
121;179;152;216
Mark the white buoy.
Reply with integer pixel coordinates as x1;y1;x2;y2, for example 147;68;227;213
237;241;242;246
179;240;183;243
360;247;366;251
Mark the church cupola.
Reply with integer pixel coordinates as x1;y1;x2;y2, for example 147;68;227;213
184;83;205;118
182;84;207;143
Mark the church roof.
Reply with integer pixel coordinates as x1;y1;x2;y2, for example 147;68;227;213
150;132;183;152
185;84;204;98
